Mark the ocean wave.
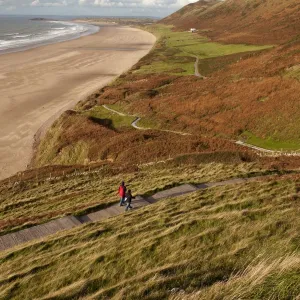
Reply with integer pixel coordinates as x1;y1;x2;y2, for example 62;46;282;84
0;21;98;52
4;33;19;36
13;34;32;38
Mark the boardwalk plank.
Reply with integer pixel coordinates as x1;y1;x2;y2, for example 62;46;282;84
0;177;266;252
147;184;198;203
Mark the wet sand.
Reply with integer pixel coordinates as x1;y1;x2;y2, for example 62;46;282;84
0;25;156;180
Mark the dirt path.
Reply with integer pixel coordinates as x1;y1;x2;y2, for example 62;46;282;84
0;175;270;252
102;104;127;116
102;105;191;136
235;141;300;156
102;106;300;155
194;56;206;79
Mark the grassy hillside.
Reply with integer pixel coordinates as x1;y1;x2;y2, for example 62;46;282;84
95;27;300;151
161;0;300;45
133;25;269;76
33;23;279;168
1;160;268;235
33;0;300;168
33;100;249;168
1;2;300;299
1;173;299;299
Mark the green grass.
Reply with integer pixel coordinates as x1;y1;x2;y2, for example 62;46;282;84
0;162;266;235
197;50;268;76
1;176;299;299
83;106;136;129
135;25;272;76
104;104;160;129
242;131;300;151
136;117;161;129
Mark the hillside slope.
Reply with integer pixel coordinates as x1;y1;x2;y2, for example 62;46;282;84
161;0;300;44
1;172;300;299
1;3;300;298
97;29;300;151
32;21;300;168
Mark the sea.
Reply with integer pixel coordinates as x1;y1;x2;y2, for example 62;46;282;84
0;15;99;54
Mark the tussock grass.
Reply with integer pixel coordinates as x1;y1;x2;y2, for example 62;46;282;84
0;162;265;234
0;176;299;299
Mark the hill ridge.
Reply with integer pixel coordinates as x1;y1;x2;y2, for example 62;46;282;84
160;0;300;44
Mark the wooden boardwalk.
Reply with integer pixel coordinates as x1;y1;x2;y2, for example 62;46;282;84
0;177;264;252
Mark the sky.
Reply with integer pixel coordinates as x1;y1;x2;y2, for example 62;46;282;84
0;0;198;17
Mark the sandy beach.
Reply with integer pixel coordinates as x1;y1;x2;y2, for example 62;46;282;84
0;25;156;180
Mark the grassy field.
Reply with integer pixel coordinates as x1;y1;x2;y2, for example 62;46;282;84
83;106;136;129
0;162;267;235
1;174;299;299
101;104;161;130
134;25;271;76
242;131;300;151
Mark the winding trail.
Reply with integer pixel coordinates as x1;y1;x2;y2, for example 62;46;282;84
0;175;271;252
131;117;144;130
235;141;300;156
102;105;300;155
193;58;298;156
235;141;275;154
194;56;206;79
103;104;126;117
102;105;300;156
102;105;191;136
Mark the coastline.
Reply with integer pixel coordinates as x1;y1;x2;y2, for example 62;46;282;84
0;20;99;56
0;25;156;180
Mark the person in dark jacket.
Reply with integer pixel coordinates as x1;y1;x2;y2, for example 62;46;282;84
125;189;135;211
118;181;127;206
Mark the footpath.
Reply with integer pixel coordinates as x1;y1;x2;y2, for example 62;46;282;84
102;105;300;157
0;176;265;252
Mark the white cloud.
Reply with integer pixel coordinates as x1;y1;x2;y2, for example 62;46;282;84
0;0;195;16
30;0;39;6
75;0;196;8
29;0;68;6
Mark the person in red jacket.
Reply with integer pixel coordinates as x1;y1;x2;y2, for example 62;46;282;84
118;181;127;206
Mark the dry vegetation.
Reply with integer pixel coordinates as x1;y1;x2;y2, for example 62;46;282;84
0;1;299;298
33;100;252;168
34;4;300;168
1;174;299;299
161;0;300;45
95;29;300;151
1;161;270;235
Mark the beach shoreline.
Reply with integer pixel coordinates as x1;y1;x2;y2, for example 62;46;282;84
0;18;99;56
0;25;156;180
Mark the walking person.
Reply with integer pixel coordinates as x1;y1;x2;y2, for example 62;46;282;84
125;189;135;211
118;181;127;206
